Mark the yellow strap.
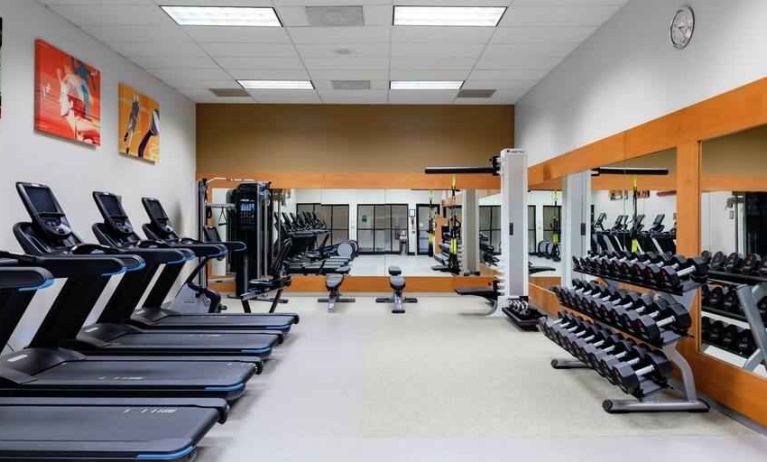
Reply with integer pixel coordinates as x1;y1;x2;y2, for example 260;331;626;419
450;238;457;255
631;239;639;252
451;175;457;189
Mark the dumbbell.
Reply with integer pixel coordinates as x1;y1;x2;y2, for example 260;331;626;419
708;285;725;308
611;349;672;396
719;324;742;351
724;252;744;273
583;338;634;377
709;251;726;271
606;252;638;278
701;285;711;306
657;256;708;289
563;327;612;360
705;319;726;344
557;321;605;350
541;313;580;339
628;252;664;282
740;254;762;274
701;317;714;342
615;252;657;280
597;344;647;384
700;250;712;263
630;296;691;341
722;288;741;314
609;293;656;328
736;329;756;357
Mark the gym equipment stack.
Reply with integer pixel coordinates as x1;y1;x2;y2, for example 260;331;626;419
542;251;710;414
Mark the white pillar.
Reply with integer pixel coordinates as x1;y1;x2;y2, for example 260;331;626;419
562;171;591;287
496;149;528;316
461;189;480;275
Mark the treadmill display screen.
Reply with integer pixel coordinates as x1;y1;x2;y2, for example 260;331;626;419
101;195;126;218
146;200;167;220
27;187;59;214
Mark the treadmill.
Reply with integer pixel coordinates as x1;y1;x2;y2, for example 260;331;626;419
91;191;298;331
14;182;281;359
0;252;256;401
0;264;231;461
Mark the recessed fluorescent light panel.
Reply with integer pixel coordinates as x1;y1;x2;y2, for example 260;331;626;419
390;81;464;90
161;6;282;27
238;80;315;90
393;6;506;27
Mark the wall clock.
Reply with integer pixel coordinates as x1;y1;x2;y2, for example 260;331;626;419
670;6;695;49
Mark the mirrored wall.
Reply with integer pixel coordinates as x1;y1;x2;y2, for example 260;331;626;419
700;125;767;377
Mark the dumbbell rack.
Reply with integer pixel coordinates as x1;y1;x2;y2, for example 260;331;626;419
705;270;767;372
502;295;544;329
549;266;709;414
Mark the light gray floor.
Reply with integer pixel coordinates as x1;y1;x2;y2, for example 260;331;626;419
202;296;767;461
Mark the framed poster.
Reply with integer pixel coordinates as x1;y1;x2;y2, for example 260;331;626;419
34;39;101;145
118;83;160;162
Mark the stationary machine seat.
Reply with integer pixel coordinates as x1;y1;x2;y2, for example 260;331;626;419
319;273;355;312
326;274;344;290
390;276;406;290
377;266;416;314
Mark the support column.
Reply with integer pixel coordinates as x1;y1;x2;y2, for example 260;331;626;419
461;189;480;276
496;149;529;316
562;171;591;286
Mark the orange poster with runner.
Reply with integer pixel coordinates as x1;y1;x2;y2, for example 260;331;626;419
34;39;101;145
118;83;160;163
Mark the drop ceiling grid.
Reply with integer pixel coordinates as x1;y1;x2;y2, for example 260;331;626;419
36;0;629;104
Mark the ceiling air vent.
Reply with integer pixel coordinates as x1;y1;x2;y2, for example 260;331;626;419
210;88;250;97
331;80;371;90
457;89;496;98
306;6;364;27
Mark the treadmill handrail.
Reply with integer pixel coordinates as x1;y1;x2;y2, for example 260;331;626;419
0;251;127;278
0;265;54;290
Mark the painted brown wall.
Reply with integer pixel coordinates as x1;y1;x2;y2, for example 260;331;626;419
196;104;514;175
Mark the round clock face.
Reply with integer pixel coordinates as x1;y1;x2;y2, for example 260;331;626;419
670;6;695;49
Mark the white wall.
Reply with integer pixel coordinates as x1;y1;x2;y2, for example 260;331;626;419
701;191;742;254
0;1;197;348
516;0;767;165
294;189;434;253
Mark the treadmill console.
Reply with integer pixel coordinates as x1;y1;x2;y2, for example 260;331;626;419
142;198;175;236
93;192;134;236
16;183;73;239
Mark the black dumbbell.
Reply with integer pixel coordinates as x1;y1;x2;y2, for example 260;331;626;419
657;256;708;289
736;329;756;357
724;252;744;273
708;285;725;308
722;288;740;314
706;319;726;344
612;349;672;396
630;296;691;341
740;254;762;274
597;344;646;384
701;285;711;306
720;325;742;351
701;250;712;263
709;251;726;271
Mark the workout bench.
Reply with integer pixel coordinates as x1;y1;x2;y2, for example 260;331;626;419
318;272;355;313
376;266;417;314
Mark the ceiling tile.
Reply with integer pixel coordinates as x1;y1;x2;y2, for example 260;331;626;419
318;90;389;103
108;40;207;57
199;42;298;58
391;55;478;70
215;56;305;70
227;68;311;80
462;79;538;90
81;24;190;43
308;69;389;81
391;42;485;57
390;69;470;81
248;91;322;104
180;89;254;104
491;25;597;44
303;56;389;70
172;79;243;91
295;42;389;59
500;5;623;27
185;26;291;43
288;26;390;44
129;54;221;70
392;27;494;44
149;67;232;82
469;69;549;81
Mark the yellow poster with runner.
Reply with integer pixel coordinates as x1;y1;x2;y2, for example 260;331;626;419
118;83;159;163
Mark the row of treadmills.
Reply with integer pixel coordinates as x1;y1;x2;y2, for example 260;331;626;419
0;182;299;461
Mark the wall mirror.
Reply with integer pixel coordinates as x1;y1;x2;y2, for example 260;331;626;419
590;149;677;258
207;186;500;278
528;188;563;278
700;125;767;377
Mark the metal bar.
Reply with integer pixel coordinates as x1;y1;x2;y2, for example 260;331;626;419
736;283;767;371
551;358;590;369
663;343;698;401
424;166;497;175
604;399;709;413
592;167;670;176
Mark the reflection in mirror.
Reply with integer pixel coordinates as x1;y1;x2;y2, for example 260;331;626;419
700;125;767;377
528;190;563;277
590;149;677;257
209;187;497;278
